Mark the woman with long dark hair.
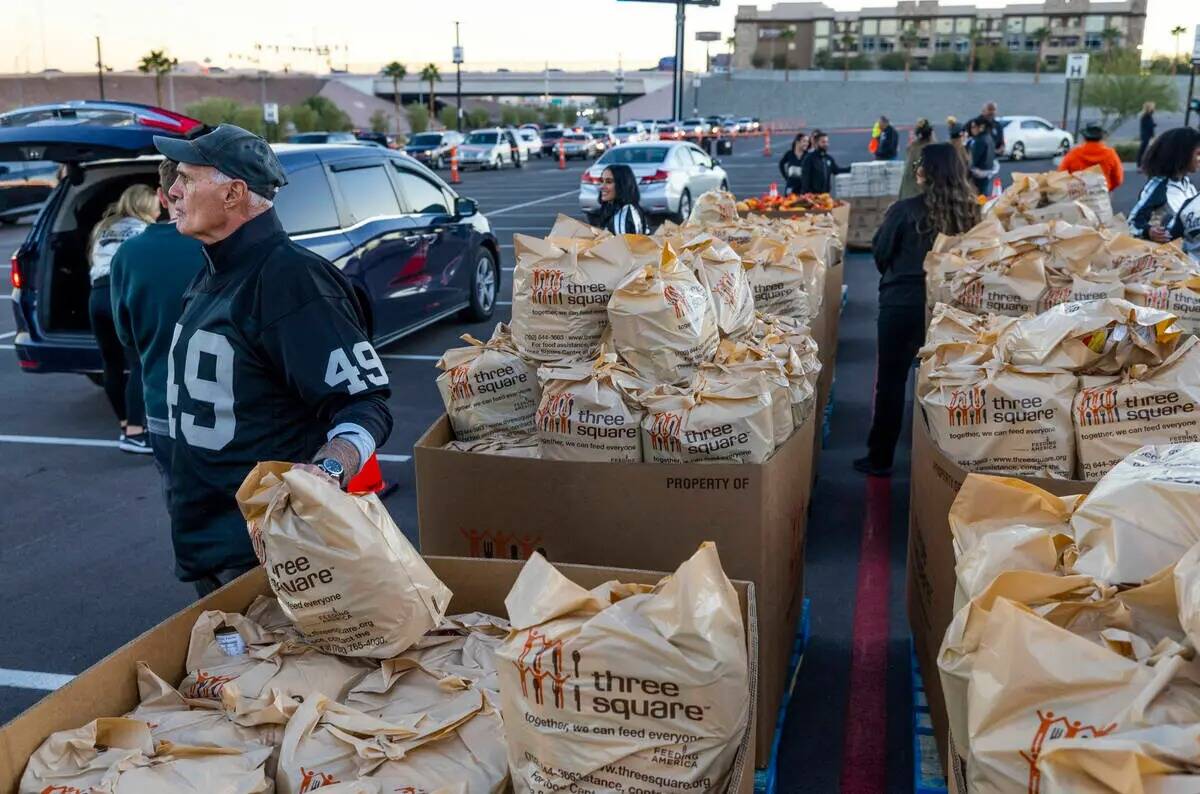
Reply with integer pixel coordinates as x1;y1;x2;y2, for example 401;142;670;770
596;164;649;234
899;118;934;200
855;143;981;476
1129;127;1200;245
778;132;810;195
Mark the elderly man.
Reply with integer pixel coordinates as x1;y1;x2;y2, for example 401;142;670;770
153;124;392;596
979;101;1006;156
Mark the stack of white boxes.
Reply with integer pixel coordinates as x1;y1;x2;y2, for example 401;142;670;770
832;161;904;199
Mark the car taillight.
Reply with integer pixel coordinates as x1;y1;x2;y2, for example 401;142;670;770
581;172;601;184
639;170;670;185
10;253;20;290
135;108;203;134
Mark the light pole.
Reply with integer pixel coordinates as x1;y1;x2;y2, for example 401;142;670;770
615;62;625;124
453;22;464;132
95;36;105;100
619;0;719;121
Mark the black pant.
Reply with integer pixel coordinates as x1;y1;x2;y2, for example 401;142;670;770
1137;137;1152;168
88;283;144;427
866;304;926;468
972;176;990;197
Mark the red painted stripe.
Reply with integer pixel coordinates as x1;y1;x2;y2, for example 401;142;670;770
840;475;894;793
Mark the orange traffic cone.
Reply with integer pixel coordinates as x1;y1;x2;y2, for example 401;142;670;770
347;452;385;495
558;140;566;170
762;128;771;157
768;181;779;199
990;176;1002;198
450;146;460;185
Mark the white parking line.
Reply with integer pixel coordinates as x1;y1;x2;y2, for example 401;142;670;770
0;668;73;691
380;353;441;361
376;453;412;462
0;434;120;449
486;190;576;217
0;331;14;340
498;301;512;306
502;267;514;273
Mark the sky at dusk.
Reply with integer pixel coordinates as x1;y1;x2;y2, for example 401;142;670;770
1;0;1197;75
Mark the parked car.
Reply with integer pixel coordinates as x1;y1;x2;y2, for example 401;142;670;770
458;128;524;170
2;101;501;378
587;126;618;152
516;128;543;159
657;123;683;141
561;132;602;160
703;116;724;135
995;116;1074;160
0;159;58;224
721;118;740;135
579;141;728;223
738;117;760;132
286;131;357;144
612;123;647;144
354;130;396;148
404;130;465;169
540;127;566;156
680;118;707;139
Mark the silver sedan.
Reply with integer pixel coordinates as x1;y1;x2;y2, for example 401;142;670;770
579;141;729;223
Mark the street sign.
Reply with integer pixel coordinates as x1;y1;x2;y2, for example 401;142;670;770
1066;53;1089;79
453;46;464;65
262;102;279;125
696;31;721;42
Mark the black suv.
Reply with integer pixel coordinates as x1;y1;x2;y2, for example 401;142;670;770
3;101;501;377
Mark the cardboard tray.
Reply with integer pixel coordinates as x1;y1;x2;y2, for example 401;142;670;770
0;557;759;794
415;415;814;768
905;404;1093;771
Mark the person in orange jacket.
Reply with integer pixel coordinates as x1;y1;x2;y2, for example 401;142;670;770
1059;122;1124;191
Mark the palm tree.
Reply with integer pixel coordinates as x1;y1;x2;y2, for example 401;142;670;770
419;63;441;120
137;49;178;107
840;31;856;81
725;35;736;79
1031;27;1050;83
966;20;984;82
778;29;796;81
1171;24;1187;76
380;61;406;133
1101;26;1121;55
900;25;919;82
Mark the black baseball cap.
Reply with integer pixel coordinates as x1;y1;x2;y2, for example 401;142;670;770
1082;122;1105;141
153;124;287;199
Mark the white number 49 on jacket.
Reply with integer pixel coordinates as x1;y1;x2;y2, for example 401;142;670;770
325;342;389;395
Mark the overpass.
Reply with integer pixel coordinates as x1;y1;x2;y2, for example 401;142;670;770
331;70;678;101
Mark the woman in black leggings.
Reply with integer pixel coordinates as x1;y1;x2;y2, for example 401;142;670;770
855;144;982;475
88;184;159;453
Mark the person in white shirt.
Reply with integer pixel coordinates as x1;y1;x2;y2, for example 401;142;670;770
1128;127;1200;246
87;183;160;453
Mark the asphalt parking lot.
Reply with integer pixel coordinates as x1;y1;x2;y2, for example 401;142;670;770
0;129;1155;789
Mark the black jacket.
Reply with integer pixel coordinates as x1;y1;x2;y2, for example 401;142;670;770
968;130;996;178
799;150;848;195
167;209;393;581
779;149;806;192
1140;112;1156;143
872;196;935;307
875;125;899;160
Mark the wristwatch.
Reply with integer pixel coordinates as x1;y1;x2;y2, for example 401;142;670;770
315;457;346;486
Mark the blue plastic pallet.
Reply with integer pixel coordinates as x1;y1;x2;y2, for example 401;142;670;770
912;643;948;794
753;598;812;794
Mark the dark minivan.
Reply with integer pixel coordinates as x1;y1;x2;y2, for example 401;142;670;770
2;101;501;377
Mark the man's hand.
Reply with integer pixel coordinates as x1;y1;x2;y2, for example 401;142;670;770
296;436;362;489
1149;225;1172;243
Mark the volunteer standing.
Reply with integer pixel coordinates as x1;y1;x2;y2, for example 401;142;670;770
874;116;899;161
966;118;996;197
855;143;981;476
1137;102;1156;170
778;133;810;195
898;119;934;200
596;164;649;234
1129;127;1200;244
1058;122;1123;191
153;124;393;596
798;130;849;194
110;158;206;488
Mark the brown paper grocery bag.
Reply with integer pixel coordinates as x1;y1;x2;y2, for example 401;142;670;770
534;351;647;463
496;542;750;794
1037;723;1200;793
19;717;272;794
1072;444;1200;585
435;323;540;443
965;599;1200;794
237;464;451;659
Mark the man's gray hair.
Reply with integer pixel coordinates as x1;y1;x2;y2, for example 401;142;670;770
209;169;274;210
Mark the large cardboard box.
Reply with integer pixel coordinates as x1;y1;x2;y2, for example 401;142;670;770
0;557;758;794
846;195;894;250
416;415;815;766
906;405;1092;770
